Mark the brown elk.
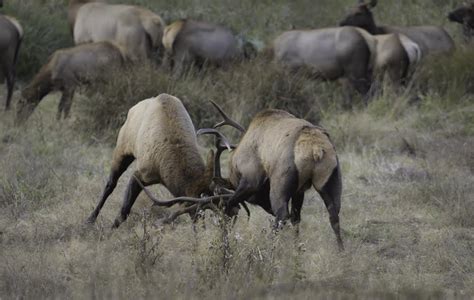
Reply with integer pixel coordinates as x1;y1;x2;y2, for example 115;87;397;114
86;94;237;228
162;19;256;75
448;3;474;42
270;26;374;103
0;14;23;110
339;0;455;57
142;102;344;249
68;0;165;61
16;41;129;124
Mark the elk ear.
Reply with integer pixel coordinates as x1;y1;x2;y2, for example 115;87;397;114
368;0;377;8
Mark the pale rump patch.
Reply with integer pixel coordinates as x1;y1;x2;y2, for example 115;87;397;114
4;16;23;38
162;20;185;51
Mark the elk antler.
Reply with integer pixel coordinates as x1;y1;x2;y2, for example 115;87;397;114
134;175;233;206
210;100;245;132
197;128;236;178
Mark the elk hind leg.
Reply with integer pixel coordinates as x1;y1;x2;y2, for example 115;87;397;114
316;165;344;250
86;155;135;224
270;172;298;229
4;65;14;110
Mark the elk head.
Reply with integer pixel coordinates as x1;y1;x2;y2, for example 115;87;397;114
339;0;379;34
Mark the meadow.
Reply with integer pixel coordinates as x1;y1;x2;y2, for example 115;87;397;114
0;0;473;298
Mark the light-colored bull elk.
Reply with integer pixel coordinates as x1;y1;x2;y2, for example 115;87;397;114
0;14;23;110
68;0;166;61
86;94;235;228
155;102;344;249
16;41;129;124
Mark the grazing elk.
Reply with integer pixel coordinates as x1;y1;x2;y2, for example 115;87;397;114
270;26;376;104
16;41;129;124
162;19;256;75
448;3;474;42
86;94;236;228
0;14;23;110
68;0;166;61
339;0;455;57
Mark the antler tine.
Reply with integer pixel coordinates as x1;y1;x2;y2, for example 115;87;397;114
134;175;233;206
209;100;245;132
196;128;234;151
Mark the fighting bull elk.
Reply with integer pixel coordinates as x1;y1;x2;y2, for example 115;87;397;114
141;102;344;250
86;94;236;228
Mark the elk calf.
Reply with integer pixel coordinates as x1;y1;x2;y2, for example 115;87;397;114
0;15;23;110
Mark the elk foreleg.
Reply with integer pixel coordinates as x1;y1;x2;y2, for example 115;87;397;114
86;155;135;224
112;172;146;228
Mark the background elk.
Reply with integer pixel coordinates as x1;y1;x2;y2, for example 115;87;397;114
68;0;166;61
196;103;344;249
0;14;22;110
162;19;256;75
448;3;474;42
339;0;455;57
270;26;373;104
86;93;236;228
16;41;129;124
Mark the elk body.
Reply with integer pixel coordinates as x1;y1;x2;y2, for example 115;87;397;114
448;3;474;43
86;94;217;228
270;26;373;99
68;0;165;61
354;28;421;85
16;41;129;124
0;14;23;110
207;105;343;249
162;19;255;75
339;0;454;57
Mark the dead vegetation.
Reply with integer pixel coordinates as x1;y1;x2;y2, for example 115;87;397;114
0;0;473;299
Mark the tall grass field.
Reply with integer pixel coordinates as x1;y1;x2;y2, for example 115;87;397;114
0;0;473;298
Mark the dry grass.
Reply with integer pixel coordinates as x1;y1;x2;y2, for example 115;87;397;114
0;0;473;298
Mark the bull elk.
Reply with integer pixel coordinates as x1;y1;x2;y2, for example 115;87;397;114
339;0;455;57
448;3;474;42
0;14;23;110
68;0;166;61
143;102;344;250
16;41;130;124
86;94;237;228
162;19;256;75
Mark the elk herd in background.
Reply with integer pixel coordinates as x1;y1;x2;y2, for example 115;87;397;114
0;0;473;249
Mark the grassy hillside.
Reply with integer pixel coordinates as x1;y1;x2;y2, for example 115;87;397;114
0;0;473;299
